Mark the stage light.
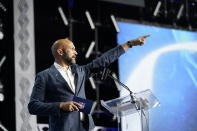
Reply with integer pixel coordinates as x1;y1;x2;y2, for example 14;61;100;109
0;2;7;12
0;22;3;40
0;56;6;68
89;77;96;90
85;41;95;59
153;1;162;17
0;56;6;102
0;122;8;131
0;80;4;102
111;72;121;91
85;10;95;30
58;6;68;26
0;31;3;40
110;14;120;32
177;4;184;20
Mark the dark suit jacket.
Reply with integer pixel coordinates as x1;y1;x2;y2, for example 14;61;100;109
28;46;125;131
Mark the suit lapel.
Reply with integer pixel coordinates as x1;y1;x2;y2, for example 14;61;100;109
49;65;74;93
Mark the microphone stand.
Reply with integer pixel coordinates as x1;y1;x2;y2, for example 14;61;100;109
101;68;136;104
101;68;149;131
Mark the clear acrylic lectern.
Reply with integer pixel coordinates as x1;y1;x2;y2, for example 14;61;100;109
101;89;160;131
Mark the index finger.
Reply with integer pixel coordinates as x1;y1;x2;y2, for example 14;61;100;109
73;101;83;107
141;34;152;39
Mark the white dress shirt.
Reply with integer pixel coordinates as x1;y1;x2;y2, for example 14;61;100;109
54;62;75;93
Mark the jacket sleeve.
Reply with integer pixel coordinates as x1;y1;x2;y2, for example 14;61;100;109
82;45;125;79
28;72;61;117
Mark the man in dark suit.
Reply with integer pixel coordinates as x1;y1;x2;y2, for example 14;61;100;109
28;34;151;131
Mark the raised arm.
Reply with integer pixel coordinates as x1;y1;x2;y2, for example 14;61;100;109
83;34;151;78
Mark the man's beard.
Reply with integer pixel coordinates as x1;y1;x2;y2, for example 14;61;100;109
63;52;76;65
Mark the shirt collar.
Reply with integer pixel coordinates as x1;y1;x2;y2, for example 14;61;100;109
54;62;71;71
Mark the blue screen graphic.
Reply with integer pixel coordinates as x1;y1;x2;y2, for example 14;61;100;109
117;22;197;131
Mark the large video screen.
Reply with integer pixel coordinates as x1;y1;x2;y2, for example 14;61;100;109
117;22;197;131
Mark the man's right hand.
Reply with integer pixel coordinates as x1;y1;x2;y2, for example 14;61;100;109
59;101;83;112
121;34;151;51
